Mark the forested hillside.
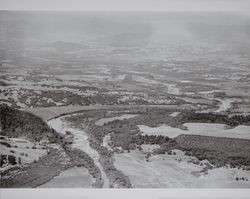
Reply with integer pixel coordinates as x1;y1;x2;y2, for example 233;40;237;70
0;104;56;141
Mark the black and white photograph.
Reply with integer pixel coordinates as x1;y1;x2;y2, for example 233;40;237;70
0;0;250;198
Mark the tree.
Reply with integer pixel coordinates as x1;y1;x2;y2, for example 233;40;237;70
18;157;21;164
8;155;17;165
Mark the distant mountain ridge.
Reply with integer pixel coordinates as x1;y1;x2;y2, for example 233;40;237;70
44;41;87;52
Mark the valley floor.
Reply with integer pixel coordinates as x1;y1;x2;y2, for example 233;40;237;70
35;108;250;188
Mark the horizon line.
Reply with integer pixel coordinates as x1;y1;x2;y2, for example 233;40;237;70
0;9;248;13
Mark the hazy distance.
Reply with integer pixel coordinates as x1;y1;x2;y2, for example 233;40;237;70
0;0;250;12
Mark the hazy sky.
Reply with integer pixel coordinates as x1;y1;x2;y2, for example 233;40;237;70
0;0;250;12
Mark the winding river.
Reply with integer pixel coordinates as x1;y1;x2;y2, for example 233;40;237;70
46;115;110;188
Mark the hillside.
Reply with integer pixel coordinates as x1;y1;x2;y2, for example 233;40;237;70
0;104;56;142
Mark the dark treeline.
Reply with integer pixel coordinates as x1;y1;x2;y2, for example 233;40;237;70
176;134;250;169
110;132;176;151
182;112;250;126
183;148;250;169
131;134;175;145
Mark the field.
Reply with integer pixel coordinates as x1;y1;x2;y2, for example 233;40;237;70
114;150;250;188
0;136;47;169
39;167;94;188
138;123;250;139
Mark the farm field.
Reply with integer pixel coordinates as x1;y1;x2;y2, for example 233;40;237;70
114;150;250;188
39;167;94;188
138;123;250;139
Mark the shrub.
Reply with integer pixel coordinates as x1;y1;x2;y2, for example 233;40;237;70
0;154;7;166
184;151;192;156
8;155;17;165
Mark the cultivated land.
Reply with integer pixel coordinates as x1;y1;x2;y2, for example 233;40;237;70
39;167;94;188
1;11;250;188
